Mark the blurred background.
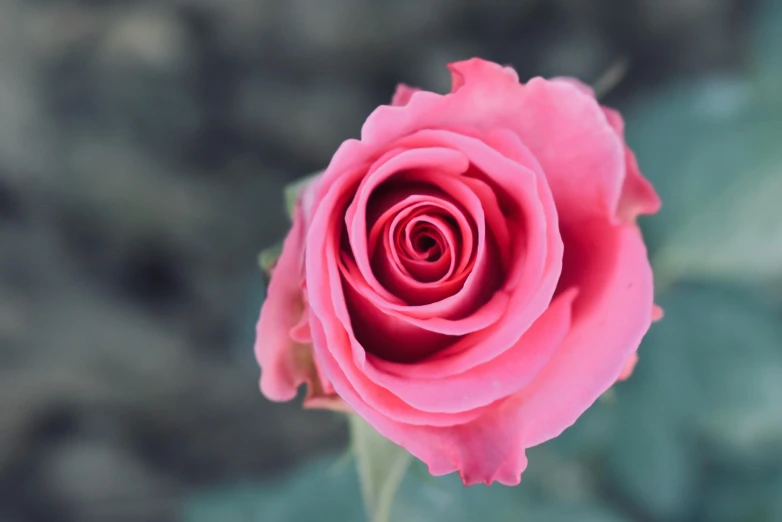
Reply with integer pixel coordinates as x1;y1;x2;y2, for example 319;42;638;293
1;0;781;521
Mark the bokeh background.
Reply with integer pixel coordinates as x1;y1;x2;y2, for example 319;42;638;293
1;0;781;521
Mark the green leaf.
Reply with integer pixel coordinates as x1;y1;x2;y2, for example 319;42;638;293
622;76;782;285
257;242;282;277
284;171;321;220
349;414;412;522
607;384;697;521
605;282;782;518
394;459;628;522
183;457;364;522
632;284;782;465
752;0;782;100
651;119;782;285
183;453;628;522
548;394;617;459
656;284;782;461
700;470;782;522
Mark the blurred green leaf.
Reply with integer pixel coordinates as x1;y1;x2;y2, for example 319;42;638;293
662;285;782;460
623;75;782;285
752;0;782;98
651;119;782;285
349;415;412;522
608;383;697;521
635;284;782;463
234;268;267;368
606;282;782;519
626;76;754;246
284;171;321;220
392;465;527;522
184;452;630;522
548;394;617;459
183;457;364;522
395;460;628;522
699;470;782;522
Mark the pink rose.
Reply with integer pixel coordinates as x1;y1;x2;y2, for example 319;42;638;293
256;58;661;485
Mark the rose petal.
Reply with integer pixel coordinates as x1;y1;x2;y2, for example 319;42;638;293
516;223;655;447
367;188;475;281
615;305;663;382
256;203;319;401
652;304;664;322
391;83;421;107
361;58;626;223
307;165;494;426
312;261;491;426
550;76;595;97
392;213;455;283
361;289;577;413
346;160;505;325
602;108;662;222
342;275;457;362
310;313;530;485
365;129;562;378
341;259;509;361
289;298;313;344
371;201;461;301
448;59;519;92
546;82;661;224
616;353;639;382
399;215;455;281
345;147;472;304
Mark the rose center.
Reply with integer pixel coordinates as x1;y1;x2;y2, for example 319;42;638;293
407;224;444;261
364;183;480;304
389;210;459;286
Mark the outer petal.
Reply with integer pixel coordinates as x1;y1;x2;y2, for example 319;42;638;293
550;77;661;223
361;58;626;222
602;108;661;222
550;76;595;98
517;223;655;447
309;315;530;486
362;289;577;413
256;177;340;406
616;353;639;382
652;304;664;322
619;305;663;381
255;204;312;401
615;303;665;383
391;84;421;107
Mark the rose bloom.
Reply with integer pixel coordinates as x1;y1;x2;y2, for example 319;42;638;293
256;58;661;485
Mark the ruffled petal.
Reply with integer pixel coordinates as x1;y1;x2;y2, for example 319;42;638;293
362;289;577;413
602;108;662;222
309;315;530;485
548;79;661;223
391;83;421;107
617;353;639;382
256;201;327;402
361;58;625;222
